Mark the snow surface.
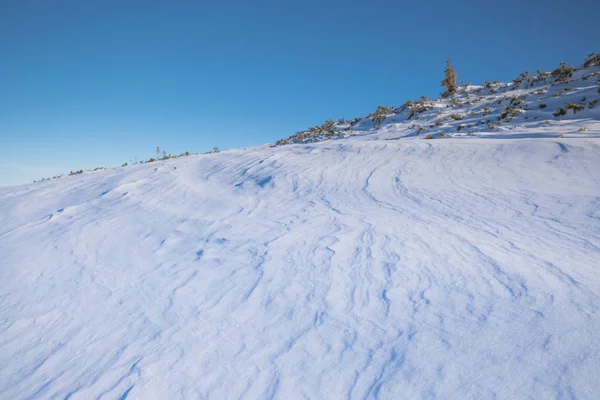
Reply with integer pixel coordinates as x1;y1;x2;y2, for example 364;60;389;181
2;137;600;399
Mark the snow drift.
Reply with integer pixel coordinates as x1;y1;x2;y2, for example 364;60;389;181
2;137;600;399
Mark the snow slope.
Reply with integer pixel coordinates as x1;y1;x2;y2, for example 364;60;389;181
2;136;600;399
277;57;600;145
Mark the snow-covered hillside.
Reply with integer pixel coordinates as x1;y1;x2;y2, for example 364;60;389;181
1;56;600;399
277;54;600;145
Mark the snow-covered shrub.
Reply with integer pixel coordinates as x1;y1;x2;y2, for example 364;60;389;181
551;62;577;83
370;105;392;127
399;99;434;119
565;103;585;114
583;53;600;68
553;108;567;117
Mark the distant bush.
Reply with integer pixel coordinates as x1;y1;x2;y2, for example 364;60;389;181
277;118;341;145
565;102;585;114
553;108;567;117
450;114;463;120
399;99;434;119
536;70;551;78
538;104;547;109
583;52;600;68
425;134;433;139
512;71;529;86
509;96;522;106
371;105;391;127
551;61;577;83
481;107;493;116
350;117;361;126
441;58;458;97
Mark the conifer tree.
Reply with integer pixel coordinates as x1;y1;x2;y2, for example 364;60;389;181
441;58;458;97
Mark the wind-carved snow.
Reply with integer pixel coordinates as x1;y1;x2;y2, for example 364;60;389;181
1;139;600;399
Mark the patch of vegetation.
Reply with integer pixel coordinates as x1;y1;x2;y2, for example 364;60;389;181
553;108;567;118
551;61;577;83
553;87;572;97
536;70;551;78
538;104;547;109
399;99;434;119
277;118;340;145
349;117;362;127
509;96;522;106
370;105;392;127
450;114;463;120
565;102;585;114
583;52;600;68
512;71;530;86
481;107;493;116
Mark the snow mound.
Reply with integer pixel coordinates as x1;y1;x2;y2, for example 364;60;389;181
2;137;600;398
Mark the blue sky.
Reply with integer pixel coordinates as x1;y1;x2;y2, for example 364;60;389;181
1;0;598;185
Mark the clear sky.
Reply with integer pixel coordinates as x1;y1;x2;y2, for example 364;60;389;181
1;0;598;186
